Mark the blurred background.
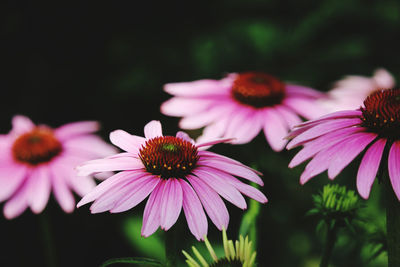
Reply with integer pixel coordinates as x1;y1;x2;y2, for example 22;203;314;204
3;0;400;266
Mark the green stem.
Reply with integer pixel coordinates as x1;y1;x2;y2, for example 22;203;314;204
319;223;338;267
39;212;57;267
165;227;178;267
385;177;400;267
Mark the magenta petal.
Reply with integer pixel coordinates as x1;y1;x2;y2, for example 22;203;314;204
388;141;400;200
0;164;27;202
196;119;229;145
161;97;211;116
196;138;234;148
357;138;386;199
160;178;183;231
11;115;35;135
289;126;364;168
110;176;160;213
50;165;75;213
109;129;146;153
63;135;116;157
144;121;163;139
188;176;229;230
224;108;262;144
328;133;377;179
3;182;29;219
197;158;263;185
194;168;247;209
180;179;208;240
296;110;362;128
285;84;325;99
76;156;143;176
55;121;99;141
28;167;51;214
274;105;302;129
176;131;195;143
77;170;145;207
283;97;327;119
287;118;362;149
141;181;165;237
263;108;288;152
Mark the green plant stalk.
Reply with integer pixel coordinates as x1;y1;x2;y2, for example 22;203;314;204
385;177;400;267
319;223;338;267
39;212;57;267
165;226;178;267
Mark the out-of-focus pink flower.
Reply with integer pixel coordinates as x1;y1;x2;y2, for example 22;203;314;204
287;89;400;200
77;120;267;240
161;72;327;151
318;68;395;112
0;115;116;219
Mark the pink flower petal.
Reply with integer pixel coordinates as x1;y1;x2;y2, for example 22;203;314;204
328;133;377;179
141;181;165;237
164;78;232;97
3;181;29;219
76;155;143;176
50;164;76;213
388;141;400;200
28;167;51;214
11;115;35;135
295;110;362;128
195;118;229;145
194;168;247;209
159;179;183;230
196;138;234;148
144;121;163;139
287;118;362;149
283;97;327;119
180;179;208;241
224;108;262;144
197;158;263;185
55;121;100;141
289;126;364;168
357;138;386;199
110;176;160;213
77;170;146;207
274;105;302;129
285;84;325;99
109;129;146;154
176;131;195;144
90;173;149;213
161;97;212;116
0;164;27;202
63;135;116;157
188;175;229;230
373;68;395;89
262;108;288;152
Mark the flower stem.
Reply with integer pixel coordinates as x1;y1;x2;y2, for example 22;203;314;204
385;177;400;266
319;223;338;267
165;226;178;267
39;212;58;267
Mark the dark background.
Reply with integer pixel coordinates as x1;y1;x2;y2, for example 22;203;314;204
2;0;400;266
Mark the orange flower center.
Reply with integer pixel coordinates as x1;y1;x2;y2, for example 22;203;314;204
231;72;286;108
361;89;400;139
139;136;198;179
12;128;62;165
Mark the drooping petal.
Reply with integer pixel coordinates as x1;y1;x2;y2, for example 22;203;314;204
3;182;29;219
76;156;143;176
55;121;99;141
289;126;365;168
144;121;163;139
188;176;229;230
77;170;146;207
274;105;302;129
388;141;400;200
180;179;208;241
160;178;183;230
27;167;51;214
194;168;247;209
0;164;28;202
109;130;146;153
262;108;289;152
327;132;377;179
283;97;327;119
223;108;262;144
110;176;160;213
287;118;362;149
11;115;35;135
141;181;165;237
50;164;75;213
197;158;263;185
357;138;386;199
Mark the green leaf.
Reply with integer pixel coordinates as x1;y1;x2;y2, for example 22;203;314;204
100;257;163;267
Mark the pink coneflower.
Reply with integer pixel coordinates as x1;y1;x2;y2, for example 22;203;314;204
287;88;400;200
318;68;395;112
76;120;267;240
0;115;116;219
161;72;327;151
